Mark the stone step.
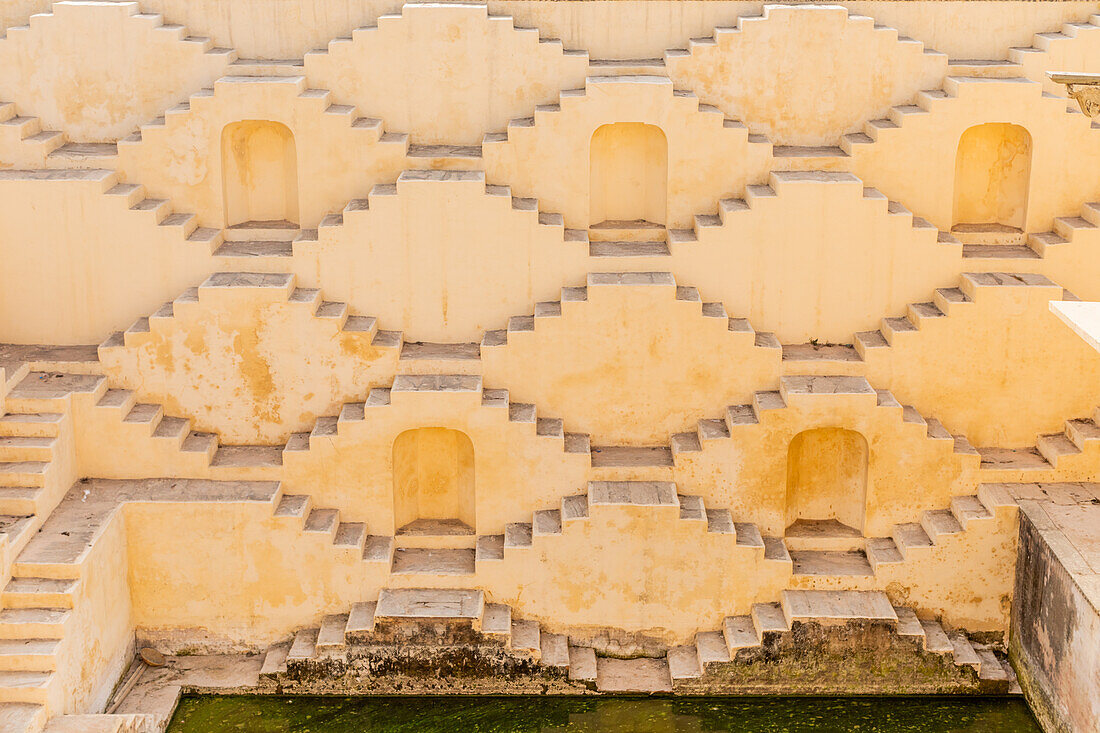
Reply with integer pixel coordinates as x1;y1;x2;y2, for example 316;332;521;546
567;644;597;681
0;609;71;640
316;614;349;653
1;578;78;609
0;703;47;733
259;641;290;677
286;627;318;662
789;550;874;577
0;437;54;462
780;590;897;626
390;548;476;575
0;414;64;439
919;618;954;654
0;639;60;671
0;671;52;704
595;657;672;692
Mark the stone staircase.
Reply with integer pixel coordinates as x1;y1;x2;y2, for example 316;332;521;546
1009;13;1100;92
260;587;592;692
1019;201;1100;261
862;486;1009;573
480;272;777;351
0;102;64;165
853;272;1065;357
260;588;1012;695
670;170;948;249
0;370;100;590
977;406;1100;473
667;589;1013;692
476;479;791;569
306;169;585;253
0;477;279;733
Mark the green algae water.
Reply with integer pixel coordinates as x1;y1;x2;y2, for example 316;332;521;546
168;695;1042;732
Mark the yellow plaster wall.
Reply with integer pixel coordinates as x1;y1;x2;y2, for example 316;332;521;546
0;0;228;143
57;0;1096;62
99;277;400;444
665;4;946;147
50;513;135;715
0;1;230;144
301;1;589;146
785;427;869;531
392;427;476;529
589;122;668;225
482;273;780;444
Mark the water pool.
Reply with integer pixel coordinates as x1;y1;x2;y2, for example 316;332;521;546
167;695;1042;732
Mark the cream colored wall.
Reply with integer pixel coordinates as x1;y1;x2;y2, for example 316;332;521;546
117;490;1018;647
0;1;230;143
292;171;589;341
0;171;215;345
50;514;134;715
282;386;590;534
785;427;868;531
665;4;946;147
952;123;1032;230
481;273;780;444
302;1;588;146
37;1;1090;61
863;274;1100;447
482;74;772;230
6;2;1100;711
672;171;962;343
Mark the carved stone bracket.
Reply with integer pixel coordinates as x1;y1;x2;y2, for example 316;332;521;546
1049;72;1100;117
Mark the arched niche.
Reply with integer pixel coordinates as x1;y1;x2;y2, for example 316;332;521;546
784;427;869;534
952;123;1032;235
392;427;475;534
221;120;300;227
589;122;668;227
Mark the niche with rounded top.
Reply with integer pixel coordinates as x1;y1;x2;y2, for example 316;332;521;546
784;427;869;539
221;120;300;228
951;123;1032;240
392;427;476;536
589;122;668;227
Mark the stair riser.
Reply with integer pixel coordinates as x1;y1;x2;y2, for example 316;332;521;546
1;592;75;610
0;421;62;439
0;471;47;488
393;535;478;550
0;685;50;704
589;466;674;482
0;622;68;640
0;495;40;515
0;654;56;672
2;398;70;414
0;446;53;462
